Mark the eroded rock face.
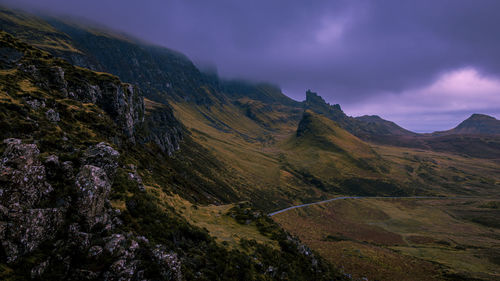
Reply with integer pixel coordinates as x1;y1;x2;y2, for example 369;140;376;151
0;138;183;278
20;59;146;144
0;138;53;208
12;36;183;155
0;139;61;263
2;208;63;263
75;142;119;229
141;106;183;156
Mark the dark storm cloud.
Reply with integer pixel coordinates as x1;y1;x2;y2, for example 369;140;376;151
2;0;500;131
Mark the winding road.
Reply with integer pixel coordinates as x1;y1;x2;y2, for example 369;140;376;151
268;196;463;216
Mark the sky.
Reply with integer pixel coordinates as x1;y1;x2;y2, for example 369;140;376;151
2;0;500;132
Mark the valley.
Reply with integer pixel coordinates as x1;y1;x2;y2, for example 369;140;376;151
0;5;499;281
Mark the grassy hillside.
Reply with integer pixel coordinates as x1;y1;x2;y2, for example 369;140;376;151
0;31;345;280
273;198;500;280
280;111;392;194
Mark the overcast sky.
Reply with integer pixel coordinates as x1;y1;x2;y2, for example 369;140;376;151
2;0;500;132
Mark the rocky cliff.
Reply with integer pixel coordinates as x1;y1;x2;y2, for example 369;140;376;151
0;139;182;280
0;31;182;155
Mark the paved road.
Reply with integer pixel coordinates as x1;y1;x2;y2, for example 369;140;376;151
268;196;461;216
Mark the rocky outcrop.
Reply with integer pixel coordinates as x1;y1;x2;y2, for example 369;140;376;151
140;105;183;155
2;32;184;156
20;60;146;143
82;142;120;180
0;139;61;263
75;165;112;229
0;139;182;279
152;245;182;281
0;138;53;208
45;108;61;123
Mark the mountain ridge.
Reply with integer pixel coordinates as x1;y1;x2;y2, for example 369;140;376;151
2;7;497;140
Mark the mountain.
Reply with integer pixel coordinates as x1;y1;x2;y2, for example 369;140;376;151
304;90;416;138
0;30;344;280
0;7;224;105
282;111;407;196
434;114;500;135
221;79;301;107
355;115;415;136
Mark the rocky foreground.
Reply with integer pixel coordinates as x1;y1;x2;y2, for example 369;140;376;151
1;139;181;280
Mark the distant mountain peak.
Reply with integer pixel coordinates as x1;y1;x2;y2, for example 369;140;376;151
434;113;500;135
466;113;497;121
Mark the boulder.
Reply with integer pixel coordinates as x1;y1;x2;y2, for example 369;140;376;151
152;245;182;281
45;108;60;122
82;142;120;180
2;208;63;263
0;139;53;208
74;165;112;229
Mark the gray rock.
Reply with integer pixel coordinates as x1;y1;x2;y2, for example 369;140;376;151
44;155;59;166
141;107;183;156
0;139;65;263
104;233;126;257
31;260;50;279
82;142;120;180
137;236;149;245
0;139;52;208
25;98;46;110
103;258;140;281
152;245;182;281
88;245;103;258
75;165;112;229
2;208;63;263
45;109;60;122
128;171;145;192
68;223;91;251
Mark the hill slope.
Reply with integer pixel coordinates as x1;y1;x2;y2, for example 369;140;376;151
0;30;347;280
434;114;500;135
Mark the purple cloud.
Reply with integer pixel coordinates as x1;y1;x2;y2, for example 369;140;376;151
2;0;500;131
